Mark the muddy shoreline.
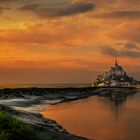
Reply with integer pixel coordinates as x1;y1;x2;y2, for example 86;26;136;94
0;87;137;106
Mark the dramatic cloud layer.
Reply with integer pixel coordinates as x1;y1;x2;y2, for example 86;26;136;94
123;43;140;50
0;0;140;83
100;43;140;58
20;2;95;17
95;11;140;19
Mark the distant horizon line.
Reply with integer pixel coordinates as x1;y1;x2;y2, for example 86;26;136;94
0;83;91;86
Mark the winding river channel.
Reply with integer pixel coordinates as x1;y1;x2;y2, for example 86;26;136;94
42;89;140;140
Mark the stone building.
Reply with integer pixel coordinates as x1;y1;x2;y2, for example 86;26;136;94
94;60;138;86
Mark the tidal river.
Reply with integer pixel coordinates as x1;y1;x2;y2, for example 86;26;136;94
42;89;140;140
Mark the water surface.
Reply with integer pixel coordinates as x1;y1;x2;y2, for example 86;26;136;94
42;89;140;140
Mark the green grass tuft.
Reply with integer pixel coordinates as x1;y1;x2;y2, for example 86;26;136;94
0;111;40;140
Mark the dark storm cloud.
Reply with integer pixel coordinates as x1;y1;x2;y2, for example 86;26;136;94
100;43;140;58
123;43;140;50
100;46;119;57
95;11;140;19
20;2;95;17
120;50;140;58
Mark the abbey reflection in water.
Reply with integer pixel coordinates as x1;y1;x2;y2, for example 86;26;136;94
97;88;139;120
97;88;139;107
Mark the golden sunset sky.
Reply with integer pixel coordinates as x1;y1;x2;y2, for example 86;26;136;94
0;0;140;84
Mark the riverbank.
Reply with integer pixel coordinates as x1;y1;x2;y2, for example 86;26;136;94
0;104;88;140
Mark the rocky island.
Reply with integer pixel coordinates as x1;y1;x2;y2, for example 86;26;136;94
94;60;139;87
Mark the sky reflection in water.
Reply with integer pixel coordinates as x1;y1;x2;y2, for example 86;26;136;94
42;89;140;140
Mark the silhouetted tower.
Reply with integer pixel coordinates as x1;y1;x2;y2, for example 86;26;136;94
115;58;118;67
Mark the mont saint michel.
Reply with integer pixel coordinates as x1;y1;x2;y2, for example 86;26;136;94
94;60;139;87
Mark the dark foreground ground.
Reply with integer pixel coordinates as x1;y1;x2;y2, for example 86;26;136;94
0;104;88;140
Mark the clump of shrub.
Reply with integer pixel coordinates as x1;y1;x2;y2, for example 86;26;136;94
0;111;40;140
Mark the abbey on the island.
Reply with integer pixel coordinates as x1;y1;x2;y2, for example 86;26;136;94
94;60;138;86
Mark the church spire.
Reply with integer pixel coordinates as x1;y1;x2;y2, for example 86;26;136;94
115;58;118;66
